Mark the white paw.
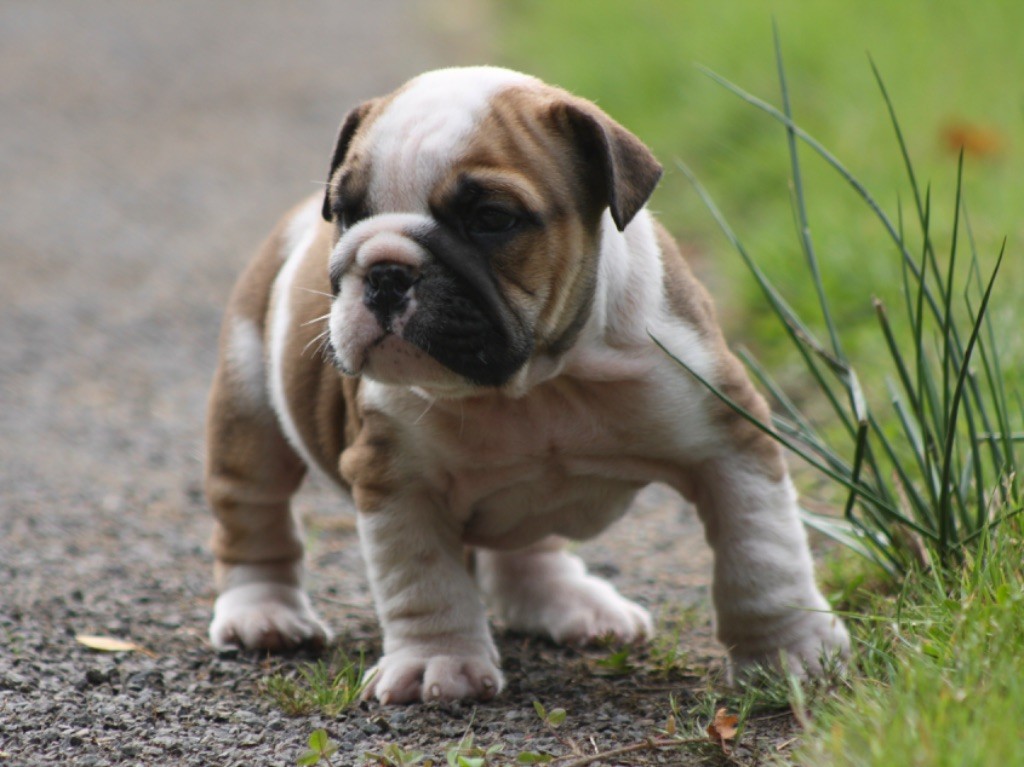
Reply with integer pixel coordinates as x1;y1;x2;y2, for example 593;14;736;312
515;575;653;645
728;610;850;681
362;639;504;705
209;582;331;651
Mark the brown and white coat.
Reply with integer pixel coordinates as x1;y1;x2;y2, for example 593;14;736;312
205;67;848;704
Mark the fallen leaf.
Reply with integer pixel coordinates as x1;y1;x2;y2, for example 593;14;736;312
75;634;152;655
706;707;740;753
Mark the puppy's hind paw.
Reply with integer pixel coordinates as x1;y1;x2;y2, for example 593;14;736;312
480;547;653;646
209;582;331;652
538;575;654;645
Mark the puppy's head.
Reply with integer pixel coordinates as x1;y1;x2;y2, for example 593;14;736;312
322;66;661;395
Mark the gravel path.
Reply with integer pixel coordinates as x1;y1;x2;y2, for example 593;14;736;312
0;4;768;765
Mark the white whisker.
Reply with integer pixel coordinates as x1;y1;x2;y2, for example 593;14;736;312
302;328;331;356
300;313;332;327
316;335;334;362
299;287;335;300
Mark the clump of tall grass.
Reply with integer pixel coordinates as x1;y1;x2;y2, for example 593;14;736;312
662;29;1022;579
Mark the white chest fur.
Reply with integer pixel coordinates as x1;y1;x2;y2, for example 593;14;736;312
363;349;718;550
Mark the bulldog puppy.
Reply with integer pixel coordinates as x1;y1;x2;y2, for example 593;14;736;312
205;66;849;704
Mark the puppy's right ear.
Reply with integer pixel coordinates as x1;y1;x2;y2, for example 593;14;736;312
322;99;378;222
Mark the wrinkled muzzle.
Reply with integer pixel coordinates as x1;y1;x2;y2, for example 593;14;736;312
328;216;532;388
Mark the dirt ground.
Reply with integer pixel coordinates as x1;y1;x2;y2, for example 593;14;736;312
0;3;797;765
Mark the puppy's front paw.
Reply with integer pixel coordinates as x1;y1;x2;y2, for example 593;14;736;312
728;610;850;681
209;582;331;652
362;639;504;705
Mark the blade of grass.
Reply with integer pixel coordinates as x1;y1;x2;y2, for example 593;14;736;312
738;346;816;432
800;509;898;574
739;347;856;476
867;410;935;533
940;153;967;450
875;298;924;437
774;21;843;359
961;375;987;534
871;56;963;357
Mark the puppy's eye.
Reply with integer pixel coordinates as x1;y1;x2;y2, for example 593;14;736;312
466;205;519;235
341;203;369;229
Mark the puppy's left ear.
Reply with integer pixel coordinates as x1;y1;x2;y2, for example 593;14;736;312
553;98;663;231
322;99;379;222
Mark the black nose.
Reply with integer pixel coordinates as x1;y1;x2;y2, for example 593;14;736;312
363;262;416;321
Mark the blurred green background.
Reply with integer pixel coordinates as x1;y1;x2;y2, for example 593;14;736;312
493;0;1022;368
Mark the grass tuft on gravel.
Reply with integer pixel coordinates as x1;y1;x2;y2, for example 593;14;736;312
261;648;371;717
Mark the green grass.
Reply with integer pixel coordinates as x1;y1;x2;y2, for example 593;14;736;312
799;537;1024;767
666;39;1023;767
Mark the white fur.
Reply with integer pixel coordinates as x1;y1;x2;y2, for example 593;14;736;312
209;562;331;651
267;197;325;471
224;316;268;410
210;582;329;650
357;499;503;704
327;215;434;378
689;459;849;677
365;67;536;214
476;542;652;643
328;213;432;276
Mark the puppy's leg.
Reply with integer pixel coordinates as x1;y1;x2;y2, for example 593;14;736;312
205;318;329;651
476;537;652;644
356;500;502;704
691;447;850;679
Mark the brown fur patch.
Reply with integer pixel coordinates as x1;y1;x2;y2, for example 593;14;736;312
339;409;402;512
449;86;608;357
205;204;312;567
655;220;717;334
